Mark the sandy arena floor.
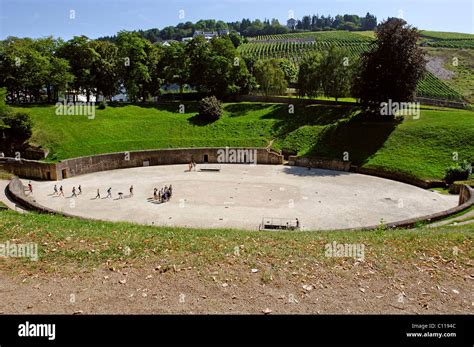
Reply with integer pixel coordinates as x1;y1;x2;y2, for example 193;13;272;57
22;164;458;230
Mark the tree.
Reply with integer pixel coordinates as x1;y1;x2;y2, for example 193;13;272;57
0;37;51;102
89;40;120;101
361;13;377;30
57;36;97;102
187;36;252;97
159;42;189;98
277;59;297;84
186;36;212;92
352;18;426;116
229;32;242;48
319;46;354;102
0;89;33;153
116;31;157;102
1;112;32;146
253;59;287;96
297;52;323;98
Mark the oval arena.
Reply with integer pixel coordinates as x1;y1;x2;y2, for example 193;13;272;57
17;162;458;231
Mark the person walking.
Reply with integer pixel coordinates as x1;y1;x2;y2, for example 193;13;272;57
95;189;100;199
72;187;77;197
78;185;82;195
28;181;33;194
59;186;64;197
106;187;112;198
129;185;134;197
53;185;58;196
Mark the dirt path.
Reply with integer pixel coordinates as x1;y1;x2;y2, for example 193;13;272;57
0;259;471;314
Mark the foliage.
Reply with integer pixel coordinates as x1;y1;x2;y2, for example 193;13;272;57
253;59;287;96
319;46;355;101
0;111;33;146
445;160;472;184
186;36;253;97
297;53;323;98
198;96;223;122
352;18;426;115
277;59;297;84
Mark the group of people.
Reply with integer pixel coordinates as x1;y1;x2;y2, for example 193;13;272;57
95;185;134;199
52;184;81;197
44;182;174;203
153;185;173;203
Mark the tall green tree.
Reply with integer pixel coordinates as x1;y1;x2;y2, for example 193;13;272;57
57;36;98;102
253;59;287;96
89;40;120;101
187;36;252;97
0;37;50;102
159;42;189;98
296;52;323;98
352;18;426;114
319;46;354;102
116;31;158;102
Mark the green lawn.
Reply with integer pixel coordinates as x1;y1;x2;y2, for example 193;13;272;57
0;209;472;273
16;102;474;180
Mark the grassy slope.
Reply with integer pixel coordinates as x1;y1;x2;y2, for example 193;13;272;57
20;102;474;180
0;209;472;273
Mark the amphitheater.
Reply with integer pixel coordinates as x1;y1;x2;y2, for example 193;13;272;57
3;148;472;231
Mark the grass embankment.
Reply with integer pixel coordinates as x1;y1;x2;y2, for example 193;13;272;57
16;102;474;180
0;209;472;275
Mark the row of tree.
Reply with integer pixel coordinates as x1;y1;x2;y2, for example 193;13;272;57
1;18;426;121
0;33;254;103
99;13;377;43
254;18;425;117
293;13;377;32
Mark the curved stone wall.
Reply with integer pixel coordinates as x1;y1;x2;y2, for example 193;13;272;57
7;176;474;231
1;147;283;181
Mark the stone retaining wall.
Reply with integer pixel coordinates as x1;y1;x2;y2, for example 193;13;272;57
1;147;283;181
288;156;352;172
0;158;56;181
350;166;445;189
342;185;474;231
235;95;358;106
7;176;474;231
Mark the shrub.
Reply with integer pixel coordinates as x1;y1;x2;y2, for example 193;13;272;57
445;160;472;184
1;111;33;145
98;101;107;110
198;96;222;122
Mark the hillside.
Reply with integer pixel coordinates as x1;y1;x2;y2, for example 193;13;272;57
239;30;473;102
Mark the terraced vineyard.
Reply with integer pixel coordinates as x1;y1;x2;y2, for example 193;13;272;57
419;30;474;49
420;30;474;40
239;40;371;64
424;39;474;49
416;71;464;100
240;30;467;101
249;31;373;42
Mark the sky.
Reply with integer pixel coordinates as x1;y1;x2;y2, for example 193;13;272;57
0;0;473;40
